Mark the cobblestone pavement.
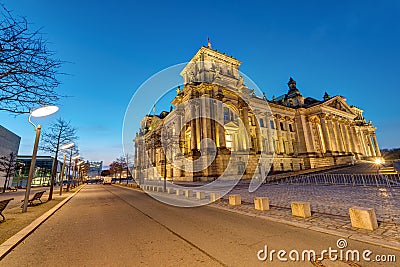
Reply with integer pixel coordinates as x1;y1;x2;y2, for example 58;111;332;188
217;183;400;246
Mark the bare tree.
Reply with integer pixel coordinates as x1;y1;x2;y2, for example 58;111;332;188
110;161;122;182
0;4;63;115
40;118;77;200
118;153;133;184
0;151;17;193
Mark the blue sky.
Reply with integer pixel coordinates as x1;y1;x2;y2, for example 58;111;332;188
1;0;399;166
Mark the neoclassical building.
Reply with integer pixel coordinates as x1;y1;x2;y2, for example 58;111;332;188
133;44;381;182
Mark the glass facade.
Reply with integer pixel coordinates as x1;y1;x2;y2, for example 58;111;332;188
87;161;103;178
12;156;62;187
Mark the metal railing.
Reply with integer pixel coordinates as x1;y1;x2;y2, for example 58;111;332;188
270;173;400;188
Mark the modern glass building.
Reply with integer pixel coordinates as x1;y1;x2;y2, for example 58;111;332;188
13;156;62;187
87;161;103;178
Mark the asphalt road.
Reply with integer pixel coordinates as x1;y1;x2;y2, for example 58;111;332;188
1;184;398;266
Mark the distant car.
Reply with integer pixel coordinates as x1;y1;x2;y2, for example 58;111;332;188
103;177;112;185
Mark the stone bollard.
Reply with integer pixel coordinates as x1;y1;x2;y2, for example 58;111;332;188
196;191;205;200
167;188;175;194
254;197;270;211
291;202;311;218
185;189;193;198
229;195;241;206
157;187;164;192
349;207;378;231
176;189;182;196
209;192;221;203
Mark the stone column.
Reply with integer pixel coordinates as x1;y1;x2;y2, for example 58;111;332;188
307;118;318;154
218;101;226;148
372;134;381;157
241;106;251;150
190;104;197;152
284;118;293;154
362;132;370;156
274;115;282;154
199;97;209;151
205;98;212;145
134;140;138;166
176;109;183;152
367;133;376;157
319;114;332;153
345;123;352;153
267;114;275;154
297;114;314;154
194;103;201;149
335;120;345;153
358;130;368;156
255;114;263;153
242;106;250;133
349;125;359;154
340;122;350;153
327;119;338;153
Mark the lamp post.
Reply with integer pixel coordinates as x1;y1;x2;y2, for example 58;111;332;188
22;105;59;213
79;160;85;185
71;155;80;187
59;142;74;195
59;153;66;195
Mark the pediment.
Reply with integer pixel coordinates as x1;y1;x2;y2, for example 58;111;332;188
224;121;239;130
324;97;355;115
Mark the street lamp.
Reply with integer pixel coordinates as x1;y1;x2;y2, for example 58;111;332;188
22;105;59;213
374;157;385;175
71;155;80;187
77;160;85;185
59;142;75;195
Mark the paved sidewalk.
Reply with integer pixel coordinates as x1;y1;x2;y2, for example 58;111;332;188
217;184;400;249
228;184;400;223
0;186;81;245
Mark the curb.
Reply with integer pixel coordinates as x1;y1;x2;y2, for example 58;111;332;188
0;185;85;260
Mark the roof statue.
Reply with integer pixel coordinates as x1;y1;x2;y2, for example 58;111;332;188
323;91;331;101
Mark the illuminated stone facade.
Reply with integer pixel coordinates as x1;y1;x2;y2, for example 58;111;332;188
134;45;381;182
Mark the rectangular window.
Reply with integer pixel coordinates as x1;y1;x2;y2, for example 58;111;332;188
280;122;285;131
289;124;294;132
259;119;264;127
270;120;275;129
224;107;230;122
226;134;232;148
